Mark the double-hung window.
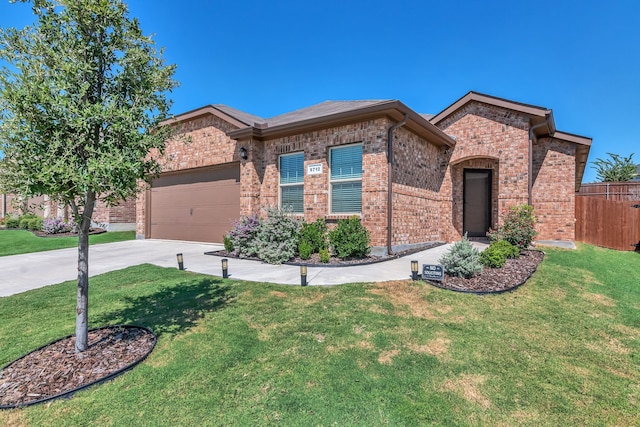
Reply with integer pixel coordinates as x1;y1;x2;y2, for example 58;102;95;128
279;152;304;213
330;144;362;213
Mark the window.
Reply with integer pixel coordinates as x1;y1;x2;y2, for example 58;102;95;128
330;144;362;213
279;152;304;213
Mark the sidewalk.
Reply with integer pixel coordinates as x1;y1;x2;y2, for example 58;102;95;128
0;239;488;297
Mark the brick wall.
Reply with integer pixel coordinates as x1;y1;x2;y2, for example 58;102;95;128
532;137;576;240
391;126;446;249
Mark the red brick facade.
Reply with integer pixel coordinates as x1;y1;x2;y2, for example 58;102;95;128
134;93;591;252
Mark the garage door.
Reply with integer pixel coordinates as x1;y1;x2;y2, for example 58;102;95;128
149;164;240;243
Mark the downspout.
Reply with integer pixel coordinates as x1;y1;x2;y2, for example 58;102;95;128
387;113;409;256
1;193;5;218
528;118;551;206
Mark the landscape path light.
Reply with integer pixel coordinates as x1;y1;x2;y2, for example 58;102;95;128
222;258;229;279
411;260;419;281
177;253;184;271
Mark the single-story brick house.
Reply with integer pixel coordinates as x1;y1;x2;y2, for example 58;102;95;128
136;91;591;255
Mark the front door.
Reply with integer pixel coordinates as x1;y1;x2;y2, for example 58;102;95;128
463;169;491;237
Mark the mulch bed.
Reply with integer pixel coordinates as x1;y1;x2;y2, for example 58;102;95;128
429;250;545;294
0;325;156;409
30;228;106;238
207;242;445;267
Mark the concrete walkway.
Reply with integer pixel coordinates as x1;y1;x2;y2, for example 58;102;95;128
0;239;489;297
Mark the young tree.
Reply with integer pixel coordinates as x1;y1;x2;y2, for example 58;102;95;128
0;0;177;352
591;152;636;182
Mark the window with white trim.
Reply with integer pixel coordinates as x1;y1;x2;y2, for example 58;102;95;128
330;144;362;213
279;152;304;213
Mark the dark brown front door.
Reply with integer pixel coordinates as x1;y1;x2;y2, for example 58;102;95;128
149;164;240;243
463;169;491;237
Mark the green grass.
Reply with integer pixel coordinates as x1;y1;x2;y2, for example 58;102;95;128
0;229;135;256
0;243;638;426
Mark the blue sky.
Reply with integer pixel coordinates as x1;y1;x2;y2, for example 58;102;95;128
1;0;639;183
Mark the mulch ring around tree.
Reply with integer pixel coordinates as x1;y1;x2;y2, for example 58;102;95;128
0;325;156;409
426;250;545;294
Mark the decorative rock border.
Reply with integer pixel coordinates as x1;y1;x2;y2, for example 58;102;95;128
0;325;156;409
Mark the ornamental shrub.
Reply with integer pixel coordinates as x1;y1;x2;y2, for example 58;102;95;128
487;204;538;250
439;233;483;278
43;217;73;234
298;240;313;260
329;216;370;259
223;234;234;253
255;207;302;264
18;214;38;229
319;248;330;263
28;217;43;231
480;240;520;268
5;216;20;229
298;218;328;253
227;214;261;258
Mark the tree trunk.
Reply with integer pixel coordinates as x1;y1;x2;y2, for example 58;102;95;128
74;192;96;353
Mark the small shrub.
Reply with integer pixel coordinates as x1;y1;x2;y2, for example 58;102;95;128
329;216;370;259
480;240;520;269
319;248;330;263
488;204;538;250
480;245;506;268
492;239;520;259
43;217;73;234
439;233;483;278
223;234;234;253
298;219;328;253
5;216;20;229
298;240;313;260
27;217;43;231
227;214;261;258
255;207;302;264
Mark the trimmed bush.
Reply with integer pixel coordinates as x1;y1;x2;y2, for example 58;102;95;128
255;207;302;264
5;216;20;229
439;233;483;278
223;234;234;253
480;245;507;268
298;240;313;260
27;217;43;231
492;239;520;258
227;214;261;258
319;248;330;263
298;218;328;253
329;216;370;259
488;204;538;250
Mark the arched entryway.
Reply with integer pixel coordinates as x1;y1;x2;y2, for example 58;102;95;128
450;156;499;239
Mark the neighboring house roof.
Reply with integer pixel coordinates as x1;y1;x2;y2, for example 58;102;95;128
429;91;592;191
633;164;640;181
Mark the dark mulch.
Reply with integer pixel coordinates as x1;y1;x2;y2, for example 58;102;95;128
207;242;445;267
431;250;545;294
0;326;155;409
30;228;106;238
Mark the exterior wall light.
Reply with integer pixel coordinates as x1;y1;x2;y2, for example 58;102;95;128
411;260;419;281
239;147;248;160
300;265;307;286
222;258;229;279
177;253;184;270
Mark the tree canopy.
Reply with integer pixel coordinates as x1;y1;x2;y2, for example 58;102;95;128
591;152;636;182
0;0;177;351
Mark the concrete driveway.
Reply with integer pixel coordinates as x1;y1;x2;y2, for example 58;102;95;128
0;239;485;297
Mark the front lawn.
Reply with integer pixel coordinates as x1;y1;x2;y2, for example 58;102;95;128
0;244;638;425
0;229;135;257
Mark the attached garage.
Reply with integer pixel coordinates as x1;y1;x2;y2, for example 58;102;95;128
148;163;240;243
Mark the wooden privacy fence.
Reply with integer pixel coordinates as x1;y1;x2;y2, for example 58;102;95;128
578;182;640;201
575;195;640;251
